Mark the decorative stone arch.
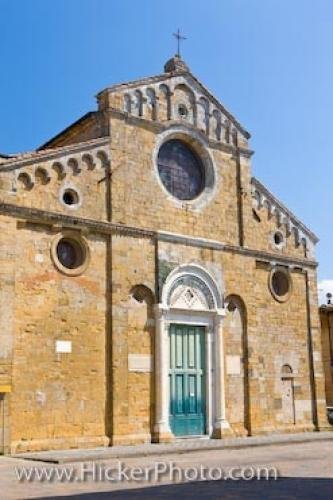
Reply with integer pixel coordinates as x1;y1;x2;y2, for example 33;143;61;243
173;83;197;126
197;96;210;135
96;150;109;169
161;264;223;310
130;284;155;305
52;161;66;180
134;89;143;117
146;87;157;121
152;125;218;211
300;237;307;258
17;171;34;190
224;294;250;436
124;93;132;114
224;119;231;143
274;208;284;228
212;109;222;141
262;198;273;218
154;263;229;442
292;226;300;247
35;167;51;185
281;364;293;376
81;153;95;170
231;127;238;146
158;84;171;121
67;157;81;175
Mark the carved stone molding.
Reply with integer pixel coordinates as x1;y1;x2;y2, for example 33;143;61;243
13;144;110;192
251;177;317;258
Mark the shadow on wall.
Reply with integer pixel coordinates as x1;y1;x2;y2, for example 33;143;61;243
39;477;333;500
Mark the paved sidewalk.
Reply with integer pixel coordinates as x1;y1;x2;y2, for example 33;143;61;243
2;439;333;499
11;430;333;464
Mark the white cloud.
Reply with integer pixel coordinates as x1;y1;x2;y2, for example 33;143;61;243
318;279;333;305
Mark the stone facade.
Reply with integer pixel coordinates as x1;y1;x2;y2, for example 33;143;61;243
319;305;333;407
0;56;329;454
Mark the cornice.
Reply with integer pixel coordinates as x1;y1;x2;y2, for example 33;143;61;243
0;137;110;172
0;203;317;269
157;230;317;269
251;177;318;244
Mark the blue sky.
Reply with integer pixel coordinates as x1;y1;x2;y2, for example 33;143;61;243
0;0;332;286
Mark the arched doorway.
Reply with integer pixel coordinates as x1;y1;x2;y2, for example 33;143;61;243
153;264;229;441
281;364;296;425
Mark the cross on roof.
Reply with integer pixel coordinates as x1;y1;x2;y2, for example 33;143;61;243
173;29;186;57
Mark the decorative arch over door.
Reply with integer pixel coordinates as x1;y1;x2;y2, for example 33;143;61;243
154;264;229;441
161;264;222;309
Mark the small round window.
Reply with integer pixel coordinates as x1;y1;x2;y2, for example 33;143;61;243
273;230;284;248
51;234;89;276
62;189;79;206
178;104;188;118
57;239;84;269
269;268;292;302
157;139;204;200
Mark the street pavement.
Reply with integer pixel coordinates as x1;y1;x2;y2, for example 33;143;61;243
1;440;333;499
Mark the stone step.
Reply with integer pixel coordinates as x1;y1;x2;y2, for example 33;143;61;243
10;431;333;464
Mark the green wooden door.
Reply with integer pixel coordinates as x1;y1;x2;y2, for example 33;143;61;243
169;324;206;436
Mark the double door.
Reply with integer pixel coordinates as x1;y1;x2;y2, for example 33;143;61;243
169;324;206;436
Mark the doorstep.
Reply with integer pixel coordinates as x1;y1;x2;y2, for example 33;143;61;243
10;431;333;464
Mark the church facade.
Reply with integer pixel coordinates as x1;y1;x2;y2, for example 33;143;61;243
0;56;329;454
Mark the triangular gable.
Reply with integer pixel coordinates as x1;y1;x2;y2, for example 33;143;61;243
97;57;250;147
100;70;250;138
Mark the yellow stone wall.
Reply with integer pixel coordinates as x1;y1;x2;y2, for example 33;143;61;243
10;225;108;452
0;71;329;453
244;192;308;259
1;142;109;222
109;116;240;244
0;214;15;453
110;234;156;445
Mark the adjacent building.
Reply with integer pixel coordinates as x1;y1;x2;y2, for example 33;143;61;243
320;305;333;416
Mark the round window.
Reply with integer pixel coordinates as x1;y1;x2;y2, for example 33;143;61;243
269;268;291;302
273;231;284;247
51;234;89;276
62;189;79;206
178;104;188;118
157;139;204;200
57;239;83;269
